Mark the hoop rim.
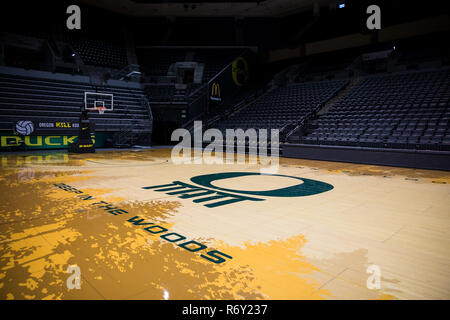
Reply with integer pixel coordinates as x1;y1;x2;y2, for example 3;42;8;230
95;106;106;114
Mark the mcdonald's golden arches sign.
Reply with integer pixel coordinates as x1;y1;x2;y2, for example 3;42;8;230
210;83;222;101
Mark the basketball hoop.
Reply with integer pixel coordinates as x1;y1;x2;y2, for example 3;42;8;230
95;106;106;114
84;92;113;114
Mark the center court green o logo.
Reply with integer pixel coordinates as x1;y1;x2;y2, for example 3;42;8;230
190;172;333;197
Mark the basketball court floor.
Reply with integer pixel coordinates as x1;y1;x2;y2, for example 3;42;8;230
0;148;449;300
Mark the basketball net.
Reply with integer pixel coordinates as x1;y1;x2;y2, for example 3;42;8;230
95;106;106;114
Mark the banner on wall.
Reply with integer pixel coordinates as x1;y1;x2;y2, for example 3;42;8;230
0;132;112;150
13;119;95;135
207;52;254;112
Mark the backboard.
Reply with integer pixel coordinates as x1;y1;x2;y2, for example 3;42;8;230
84;92;114;114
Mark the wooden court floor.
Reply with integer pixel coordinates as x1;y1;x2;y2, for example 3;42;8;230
0;148;449;300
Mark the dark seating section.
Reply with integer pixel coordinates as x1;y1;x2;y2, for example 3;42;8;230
0;73;152;133
68;37;128;69
138;48;244;81
139;48;245;102
298;69;450;150
145;84;176;102
396;35;450;68
186;83;202;96
194;49;245;81
139;49;186;76
214;80;347;134
295;50;358;82
398;47;443;66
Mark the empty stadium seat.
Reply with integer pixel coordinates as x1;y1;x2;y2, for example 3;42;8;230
299;69;450;151
213;79;348;138
0;72;152;134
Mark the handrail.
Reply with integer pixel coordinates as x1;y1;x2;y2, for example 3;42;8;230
141;95;153;124
284;122;302;140
182;49;250;132
116;64;140;75
197;49;250;97
186;49;248;99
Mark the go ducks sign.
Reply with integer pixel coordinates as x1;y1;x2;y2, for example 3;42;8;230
143;172;333;208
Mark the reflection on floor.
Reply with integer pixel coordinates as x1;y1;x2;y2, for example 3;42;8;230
0;149;449;299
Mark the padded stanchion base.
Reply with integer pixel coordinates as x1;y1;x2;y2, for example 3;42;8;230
68;138;96;153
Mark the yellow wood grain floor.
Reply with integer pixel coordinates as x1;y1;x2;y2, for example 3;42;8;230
0;148;449;300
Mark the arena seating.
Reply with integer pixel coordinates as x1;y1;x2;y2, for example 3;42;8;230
193;49;245;81
294;49;359;82
0;71;152;134
139;49;186;77
184;84;263;134
294;69;450;150
68;37;128;69
138;48;244;82
145;84;176;102
213;79;347;135
140;48;245;102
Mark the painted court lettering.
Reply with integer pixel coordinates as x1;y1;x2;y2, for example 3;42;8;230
54;183;232;264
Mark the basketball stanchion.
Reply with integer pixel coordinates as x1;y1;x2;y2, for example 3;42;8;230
68;109;96;153
68;92;114;153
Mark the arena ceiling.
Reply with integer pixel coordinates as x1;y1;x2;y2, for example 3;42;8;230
80;0;327;17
